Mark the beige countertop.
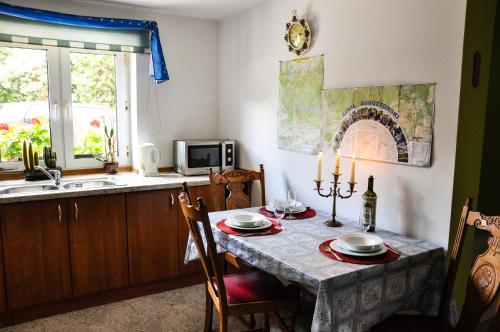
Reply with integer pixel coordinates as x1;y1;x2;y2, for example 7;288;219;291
0;172;210;204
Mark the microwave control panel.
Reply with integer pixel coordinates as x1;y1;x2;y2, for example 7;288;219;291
225;143;234;166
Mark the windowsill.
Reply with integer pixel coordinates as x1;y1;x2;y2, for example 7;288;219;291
0;166;178;181
0;166;134;181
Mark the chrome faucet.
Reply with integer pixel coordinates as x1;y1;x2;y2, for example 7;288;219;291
34;166;61;186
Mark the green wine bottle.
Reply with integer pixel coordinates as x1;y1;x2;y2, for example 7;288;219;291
361;176;377;232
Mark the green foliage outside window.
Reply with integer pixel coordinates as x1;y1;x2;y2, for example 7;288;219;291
0;117;50;161
70;52;116;112
0;47;48;103
73;129;104;156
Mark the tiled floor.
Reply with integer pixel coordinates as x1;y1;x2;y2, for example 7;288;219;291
0;284;250;332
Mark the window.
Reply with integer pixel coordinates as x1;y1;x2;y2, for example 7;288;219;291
70;52;117;159
0;47;51;162
0;43;130;170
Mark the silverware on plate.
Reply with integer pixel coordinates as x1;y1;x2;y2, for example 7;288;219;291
237;225;282;237
321;243;344;261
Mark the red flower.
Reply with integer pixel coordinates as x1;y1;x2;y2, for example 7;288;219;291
31;118;41;125
90;119;100;128
0;123;9;131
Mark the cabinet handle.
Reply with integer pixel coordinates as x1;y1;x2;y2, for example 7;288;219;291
170;193;175;207
74;202;78;221
58;204;62;223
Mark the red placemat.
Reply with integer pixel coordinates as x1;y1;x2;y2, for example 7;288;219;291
216;219;282;236
259;207;316;220
319;239;400;265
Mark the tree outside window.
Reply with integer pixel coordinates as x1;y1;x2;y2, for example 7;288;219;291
0;46;118;163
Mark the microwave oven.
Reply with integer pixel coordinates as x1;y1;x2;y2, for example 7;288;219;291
174;139;236;175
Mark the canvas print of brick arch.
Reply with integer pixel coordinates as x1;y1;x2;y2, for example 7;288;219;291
333;106;409;163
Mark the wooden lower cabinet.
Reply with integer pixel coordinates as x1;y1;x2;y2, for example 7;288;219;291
1;200;71;310
0;184;224;325
0;234;5;314
126;189;179;285
68;194;129;297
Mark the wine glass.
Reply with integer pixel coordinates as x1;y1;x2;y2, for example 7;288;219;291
359;204;371;233
287;190;297;220
274;199;287;224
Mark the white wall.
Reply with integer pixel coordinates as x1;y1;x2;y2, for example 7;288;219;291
5;0;467;247
8;0;220;168
219;0;467;248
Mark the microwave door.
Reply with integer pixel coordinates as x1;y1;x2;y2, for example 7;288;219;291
187;144;222;174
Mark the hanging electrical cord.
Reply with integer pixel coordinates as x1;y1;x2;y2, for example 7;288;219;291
145;79;162;135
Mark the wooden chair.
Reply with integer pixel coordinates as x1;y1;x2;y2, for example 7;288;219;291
208;165;268;327
209;164;266;210
178;183;297;332
371;197;499;331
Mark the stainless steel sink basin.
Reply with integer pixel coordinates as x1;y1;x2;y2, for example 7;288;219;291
62;179;121;190
0;184;60;195
148;173;184;178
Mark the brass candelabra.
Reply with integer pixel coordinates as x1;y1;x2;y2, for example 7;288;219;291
314;173;356;227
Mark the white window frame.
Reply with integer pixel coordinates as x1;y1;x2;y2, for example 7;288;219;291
61;48;130;169
0;42;131;170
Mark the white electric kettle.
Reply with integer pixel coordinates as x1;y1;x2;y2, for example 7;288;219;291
139;143;160;176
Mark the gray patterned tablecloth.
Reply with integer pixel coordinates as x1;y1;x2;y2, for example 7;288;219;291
184;208;445;332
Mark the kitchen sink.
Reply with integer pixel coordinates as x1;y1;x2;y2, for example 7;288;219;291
0;184;60;195
0;179;124;195
62;179;122;190
148;173;184;178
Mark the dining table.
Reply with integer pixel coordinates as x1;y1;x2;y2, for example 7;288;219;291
184;207;447;332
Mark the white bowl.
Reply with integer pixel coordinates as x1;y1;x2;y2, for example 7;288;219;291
230;212;265;227
266;202;306;214
337;233;384;252
330;240;387;257
287;200;304;211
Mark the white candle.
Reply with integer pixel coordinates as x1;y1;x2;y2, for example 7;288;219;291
316;152;323;181
334;149;341;175
350;153;356;183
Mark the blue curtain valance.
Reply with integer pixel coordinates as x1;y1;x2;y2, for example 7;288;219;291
0;2;169;83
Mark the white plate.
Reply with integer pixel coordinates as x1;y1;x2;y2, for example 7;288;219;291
266;204;307;214
337;232;384;252
268;200;304;210
225;219;273;231
230;212;266;227
226;218;266;228
330;240;387;257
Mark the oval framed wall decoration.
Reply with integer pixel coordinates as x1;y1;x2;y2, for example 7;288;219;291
284;9;311;56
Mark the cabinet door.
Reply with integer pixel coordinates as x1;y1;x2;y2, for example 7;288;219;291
127;189;179;286
178;185;224;275
0;233;5;314
69;194;128;296
1;200;71;310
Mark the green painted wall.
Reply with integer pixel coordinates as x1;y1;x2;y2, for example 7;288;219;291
449;0;497;309
474;4;500;321
479;0;500;216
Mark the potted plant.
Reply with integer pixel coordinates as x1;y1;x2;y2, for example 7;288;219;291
95;124;118;174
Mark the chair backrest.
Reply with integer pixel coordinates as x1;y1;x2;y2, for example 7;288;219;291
439;197;499;330
208;164;266;210
178;182;228;309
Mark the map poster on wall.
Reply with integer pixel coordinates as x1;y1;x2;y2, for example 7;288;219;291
322;84;436;167
278;55;324;153
277;55;436;167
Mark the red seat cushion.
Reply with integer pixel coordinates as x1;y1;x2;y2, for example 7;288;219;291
214;270;291;305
